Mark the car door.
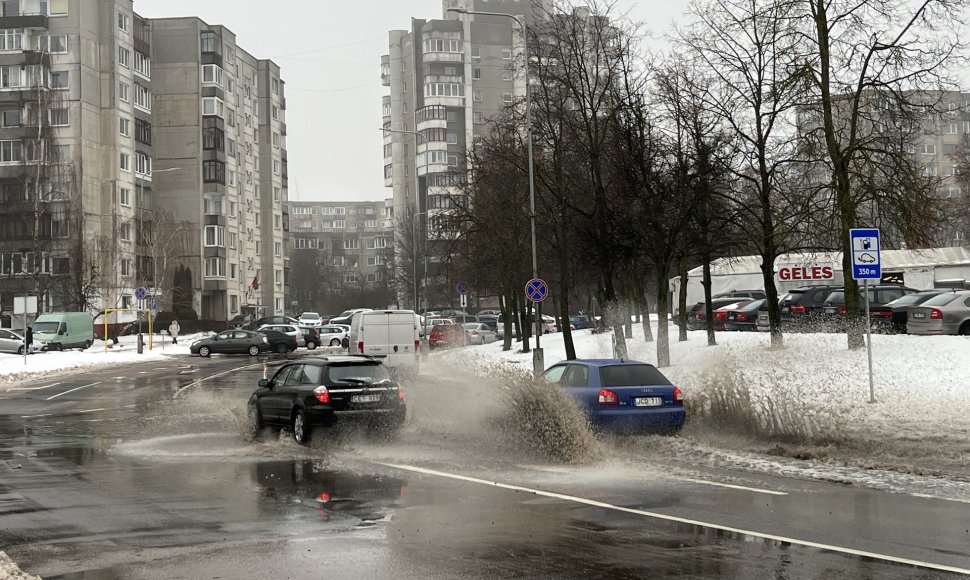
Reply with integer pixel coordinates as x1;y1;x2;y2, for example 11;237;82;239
559;364;593;411
0;329;20;353
211;331;234;353
260;365;295;423
278;363;310;417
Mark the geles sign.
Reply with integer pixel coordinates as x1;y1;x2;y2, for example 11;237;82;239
777;264;835;281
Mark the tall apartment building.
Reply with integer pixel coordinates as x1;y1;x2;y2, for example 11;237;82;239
380;0;551;308
0;0;288;324
288;199;394;312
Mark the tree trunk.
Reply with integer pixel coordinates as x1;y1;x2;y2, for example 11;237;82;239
655;267;671;367
501;291;512;352
560;275;576;361
702;256;716;346
512;290;523;348
678;257;689;342
640;292;654;343
759;252;783;348
604;275;628;358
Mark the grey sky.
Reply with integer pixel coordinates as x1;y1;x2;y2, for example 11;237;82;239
136;1;687;202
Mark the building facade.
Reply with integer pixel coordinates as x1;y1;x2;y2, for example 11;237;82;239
380;0;551;309
288;199;394;313
0;0;288;324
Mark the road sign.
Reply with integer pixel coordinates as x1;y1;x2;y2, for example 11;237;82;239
457;282;470;295
525;278;549;303
850;228;881;280
13;296;37;315
460;294;468;308
134;286;148;300
150;297;157;315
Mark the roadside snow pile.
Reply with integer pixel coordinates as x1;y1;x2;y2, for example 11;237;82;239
0;551;41;580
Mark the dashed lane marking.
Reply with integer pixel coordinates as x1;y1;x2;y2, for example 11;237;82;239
173;362;268;398
46;382;101;401
7;382;62;392
673;476;788;496
378;462;970;576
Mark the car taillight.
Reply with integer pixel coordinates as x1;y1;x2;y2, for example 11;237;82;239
715;311;728;320
673;386;684;403
736;313;748;322
695;311;705;319
313;386;330;404
837;306;847;315
317;492;331;503
930;308;944;320
870;311;891;317
790;304;807;315
397;388;405;400
414;339;420;352
357;341;364;352
598;389;619;405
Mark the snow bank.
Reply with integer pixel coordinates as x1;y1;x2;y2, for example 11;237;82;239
0;551;41;580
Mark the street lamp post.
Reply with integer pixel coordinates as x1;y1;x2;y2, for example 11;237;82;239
379;127;428;313
448;8;542;374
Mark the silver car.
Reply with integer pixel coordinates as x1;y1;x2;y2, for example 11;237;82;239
463;323;497;345
907;290;970;335
0;328;27;354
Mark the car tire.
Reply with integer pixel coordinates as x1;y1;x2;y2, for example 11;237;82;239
248;345;260;356
306;341;317;350
199;346;211;358
292;409;310;445
960;322;970;336
82;340;91;350
276;343;289;354
329;338;341;347
52;343;63;352
16;345;23;355
247;405;264;441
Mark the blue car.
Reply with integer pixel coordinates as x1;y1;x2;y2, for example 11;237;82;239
541;359;685;433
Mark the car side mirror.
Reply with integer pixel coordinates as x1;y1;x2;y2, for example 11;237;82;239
258;379;269;388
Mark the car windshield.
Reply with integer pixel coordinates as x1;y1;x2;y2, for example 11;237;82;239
32;322;61;333
922;292;962;307
300;312;320;319
327;364;390;385
600;364;672;387
463;323;481;330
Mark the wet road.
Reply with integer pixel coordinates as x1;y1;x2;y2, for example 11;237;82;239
0;353;968;579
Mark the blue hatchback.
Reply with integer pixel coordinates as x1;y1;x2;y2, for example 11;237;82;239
541;359;685;433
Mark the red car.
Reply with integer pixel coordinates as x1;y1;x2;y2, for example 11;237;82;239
713;300;753;331
428;323;461;350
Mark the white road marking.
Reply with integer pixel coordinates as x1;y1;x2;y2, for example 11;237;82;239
138;371;148;374
173;362;267;398
8;382;62;392
153;367;170;370
78;408;106;414
20;413;53;418
673;476;787;496
82;419;103;422
378;462;970;576
45;382;101;401
910;493;970;505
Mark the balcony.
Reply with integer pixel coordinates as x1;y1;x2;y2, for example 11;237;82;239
381;54;390;87
0;13;48;29
280;122;287;136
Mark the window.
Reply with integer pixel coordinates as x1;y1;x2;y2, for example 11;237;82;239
227;169;236;187
473;89;482;103
924;164;938;176
121;295;133;309
271;104;279;120
472;67;481;80
367;256;385;266
203;160;225;184
473;112;483;125
200;31;222;55
228;232;237;248
274;241;282;257
120;258;132;277
202;97;224;117
964;121;970;134
118;118;131;138
134;51;150;78
472;46;480;59
229;200;237;218
502;69;513;81
37;34;67;53
444;66;457;76
0;109;17;127
344;273;360;284
120;222;132;241
424;82;465;98
118;81;129;103
273;159;281;175
273;186;281;202
367;237;388;249
118;46;130;68
272;77;279;94
135;119;151;145
423;38;461;53
119;187;131;207
119;152;131;172
446;132;458;144
134;153;150;177
255;212;260;226
0;29;22;51
945;165;958;176
226;107;235;126
203;126;224;151
274;214;281;230
501;48;512;60
54;144;69;162
118;12;129;32
48;0;67;16
204;225;225;247
229;265;237;282
202;64;224;86
50;70;68;90
502;92;513;103
133;84;150;111
343;239;359;250
204;194;224;215
204;257;227;278
227;138;236;157
272;132;280;148
922;143;936;155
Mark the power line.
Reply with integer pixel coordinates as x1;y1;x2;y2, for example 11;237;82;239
285;83;374;93
268;36;384;59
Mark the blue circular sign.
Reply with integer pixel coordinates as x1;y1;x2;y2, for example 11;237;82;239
457;282;470;295
134;287;148;300
525;278;549;303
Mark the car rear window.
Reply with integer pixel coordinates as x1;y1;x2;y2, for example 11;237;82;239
600;364;672;387
922;293;962;306
327;364;390;385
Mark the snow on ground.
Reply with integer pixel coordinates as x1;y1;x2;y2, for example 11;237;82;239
0;551;40;580
442;322;970;480
0;332;202;388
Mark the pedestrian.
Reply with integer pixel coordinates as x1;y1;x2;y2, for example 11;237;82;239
169;319;180;345
25;325;32;354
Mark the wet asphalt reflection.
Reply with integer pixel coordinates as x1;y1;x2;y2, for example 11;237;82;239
0;353;965;579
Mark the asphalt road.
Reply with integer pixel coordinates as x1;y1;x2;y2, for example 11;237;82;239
0;352;967;579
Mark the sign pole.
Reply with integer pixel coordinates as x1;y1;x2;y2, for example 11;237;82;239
864;279;875;403
22;294;27;366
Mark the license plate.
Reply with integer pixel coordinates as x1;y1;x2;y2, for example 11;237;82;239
781;306;789;313
351;394;381;403
825;307;836;314
912;312;926;319
634;397;663;407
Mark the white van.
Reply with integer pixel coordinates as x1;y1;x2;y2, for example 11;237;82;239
348;310;421;375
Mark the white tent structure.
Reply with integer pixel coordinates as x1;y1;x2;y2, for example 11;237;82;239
672;247;970;307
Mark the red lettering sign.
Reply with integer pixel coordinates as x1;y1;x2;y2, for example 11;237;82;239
777;264;835;281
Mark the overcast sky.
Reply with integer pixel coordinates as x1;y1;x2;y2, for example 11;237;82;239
136;1;687;202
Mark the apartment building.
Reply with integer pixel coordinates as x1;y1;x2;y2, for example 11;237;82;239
381;0;551;307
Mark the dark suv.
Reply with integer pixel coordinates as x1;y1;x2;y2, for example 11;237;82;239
248;356;406;445
763;285;841;330
822;285;918;331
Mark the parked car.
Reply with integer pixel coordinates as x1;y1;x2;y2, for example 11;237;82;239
569;315;590;330
428;323;462;349
541;359;685;433
822;285;918;331
297;312;324;327
424;317;455;336
258;324;305;348
298;326;321;350
476;314;499;331
248;356;406;445
243;315;298;331
328;308;373;327
476;310;502;317
878;290;949;334
229;313;254;329
33;312;95;351
685;298;745;331
713;290;767;300
257;329;298;353
712;301;753;331
0;328;27;354
318;325;350;347
723;299;765;331
191;330;269;357
773;285;843;330
907;290;970;335
463;323;497;345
